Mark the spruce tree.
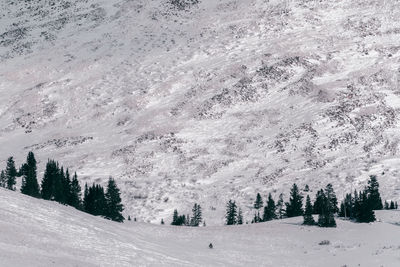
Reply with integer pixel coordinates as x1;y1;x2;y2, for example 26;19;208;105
325;184;338;213
313;189;324;214
172;209;179;225
367;175;383;210
358;190;375;223
384;200;389;210
84;183;107;216
285;183;303;217
105;177;124;222
190;203;202;226
263;193;276;221
68;172;82;209
390;200;395;210
225;200;237;225
41;160;59;200
5;157;17;191
20;152;40;197
317;189;336;227
254;193;263;210
303;195;315;225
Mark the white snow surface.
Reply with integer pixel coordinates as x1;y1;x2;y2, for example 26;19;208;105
1;0;400;223
1;188;400;266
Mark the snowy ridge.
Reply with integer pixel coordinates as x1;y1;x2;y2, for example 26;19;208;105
1;188;400;266
1;0;400;223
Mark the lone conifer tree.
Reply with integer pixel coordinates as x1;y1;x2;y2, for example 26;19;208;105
172;209;179;225
286;183;303;217
105;177;124;222
5;157;17;191
20;152;40;197
303;195;315;225
263;193;276;221
190;203;202;226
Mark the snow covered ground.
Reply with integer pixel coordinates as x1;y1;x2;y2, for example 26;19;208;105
2;0;400;223
1;188;400;266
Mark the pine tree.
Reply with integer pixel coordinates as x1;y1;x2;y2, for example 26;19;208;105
358;190;375;223
190;203;202;226
325;184;338;213
317;189;336;227
237;208;243;225
68;172;82;209
286;183;303;217
390;200;395;210
339;193;353;218
226;200;237;225
263;193;276;221
20;152;40;197
161;219;165;225
276;193;285;219
384;200;389;210
105;177;124;222
254;193;263;210
5;157;17;191
41;160;59;200
367;175;383;210
0;170;6;188
395;202;398;210
303;195;315;225
172;209;179;225
313;189;324;214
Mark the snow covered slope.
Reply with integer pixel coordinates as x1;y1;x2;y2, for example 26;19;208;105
2;0;400;223
1;188;400;266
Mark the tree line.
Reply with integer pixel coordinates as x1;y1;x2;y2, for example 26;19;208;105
0;152;124;222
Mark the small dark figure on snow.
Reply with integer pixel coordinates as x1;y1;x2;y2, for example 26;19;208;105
209;243;213;249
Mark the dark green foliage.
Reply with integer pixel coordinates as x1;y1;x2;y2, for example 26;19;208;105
171;209;186;226
84;183;107;216
104;177;124;222
190;203;202;226
325;184;338;213
263;193;276;222
226;200;238;225
161;219;164;225
254;193;263;210
357;190;375;223
390;201;395;210
68;172;82;209
384;200;389;210
6;157;17;191
316;188;336;228
20;152;40;197
252;211;261;223
339;193;353;218
367;175;383;210
313;189;324;215
303;195;315;225
40;160;59;200
285;184;303;217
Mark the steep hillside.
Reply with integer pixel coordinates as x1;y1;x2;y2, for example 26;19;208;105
1;188;400;266
1;0;400;223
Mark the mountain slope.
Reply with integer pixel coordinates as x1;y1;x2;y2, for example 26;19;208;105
1;188;400;266
1;0;400;222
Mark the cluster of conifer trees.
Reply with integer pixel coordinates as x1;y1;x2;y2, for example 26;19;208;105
225;175;389;227
171;203;203;226
0;152;124;223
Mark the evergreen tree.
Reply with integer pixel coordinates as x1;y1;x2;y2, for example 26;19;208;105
161;219;164;225
390;200;395;209
286;183;303;217
20;152;40;197
358;190;375;223
276;193;285;219
339;193;353;218
303;195;315;225
237;208;243;225
395;202;398;210
325;184;338;213
0;170;6;188
172;209;179;225
366;175;383;210
263;193;276;221
5;157;17;191
84;183;107;216
68;172;82;209
254;193;263;210
41;160;60;200
225;200;237;225
190;203;202;226
317;189;336;227
313;189;325;214
105;177;124;222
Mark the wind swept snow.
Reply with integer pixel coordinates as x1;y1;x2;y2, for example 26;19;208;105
1;188;400;266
